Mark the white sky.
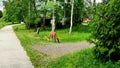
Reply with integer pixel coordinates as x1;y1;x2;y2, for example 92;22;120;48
0;1;3;11
96;0;102;3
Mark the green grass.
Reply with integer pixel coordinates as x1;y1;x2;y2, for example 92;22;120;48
13;24;91;68
14;24;91;43
13;25;47;68
57;25;91;43
13;24;120;68
48;48;120;68
0;20;11;29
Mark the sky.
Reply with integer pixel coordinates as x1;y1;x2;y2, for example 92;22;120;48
0;1;3;11
93;0;102;3
0;0;102;11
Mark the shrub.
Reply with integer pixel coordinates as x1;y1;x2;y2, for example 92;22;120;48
91;0;120;62
24;15;40;29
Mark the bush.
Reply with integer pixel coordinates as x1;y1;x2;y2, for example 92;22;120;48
24;15;40;29
91;0;120;62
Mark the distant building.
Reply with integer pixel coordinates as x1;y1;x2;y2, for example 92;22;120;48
83;18;91;22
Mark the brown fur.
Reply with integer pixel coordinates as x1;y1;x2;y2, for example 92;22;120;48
48;31;60;43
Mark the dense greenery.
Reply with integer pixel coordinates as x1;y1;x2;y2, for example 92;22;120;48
91;0;120;61
2;0;120;67
3;0;85;33
73;0;84;24
3;0;23;23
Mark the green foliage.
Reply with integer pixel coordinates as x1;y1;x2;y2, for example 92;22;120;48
91;0;120;61
103;0;109;4
34;17;41;24
73;0;84;24
0;10;3;18
24;14;40;29
84;0;94;19
3;0;23;23
3;0;85;29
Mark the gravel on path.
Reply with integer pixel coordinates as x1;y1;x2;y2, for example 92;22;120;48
32;41;94;56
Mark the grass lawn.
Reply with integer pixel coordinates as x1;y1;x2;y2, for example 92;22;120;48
13;24;120;68
13;24;91;68
48;48;120;68
0;20;11;29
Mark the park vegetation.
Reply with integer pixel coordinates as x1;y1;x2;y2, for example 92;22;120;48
1;0;120;68
2;0;84;34
91;0;120;62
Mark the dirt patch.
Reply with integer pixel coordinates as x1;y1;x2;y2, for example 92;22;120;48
32;41;94;56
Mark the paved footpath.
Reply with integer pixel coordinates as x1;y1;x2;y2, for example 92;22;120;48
0;25;34;68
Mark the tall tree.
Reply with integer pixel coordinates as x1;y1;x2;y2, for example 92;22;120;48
73;0;84;24
84;0;93;18
24;0;40;29
63;0;68;25
51;0;56;31
102;0;109;4
92;0;120;61
3;0;22;23
42;0;47;30
69;0;74;34
93;0;96;14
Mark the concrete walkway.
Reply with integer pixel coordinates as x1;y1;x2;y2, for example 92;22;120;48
0;25;34;68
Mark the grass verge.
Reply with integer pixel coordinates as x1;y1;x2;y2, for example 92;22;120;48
48;48;120;68
0;20;11;29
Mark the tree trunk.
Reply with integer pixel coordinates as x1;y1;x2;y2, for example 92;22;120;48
69;0;74;34
102;0;109;4
47;0;50;3
93;0;96;14
63;0;68;25
42;1;47;30
65;0;67;3
33;0;37;16
51;0;56;32
36;27;40;34
28;0;31;17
